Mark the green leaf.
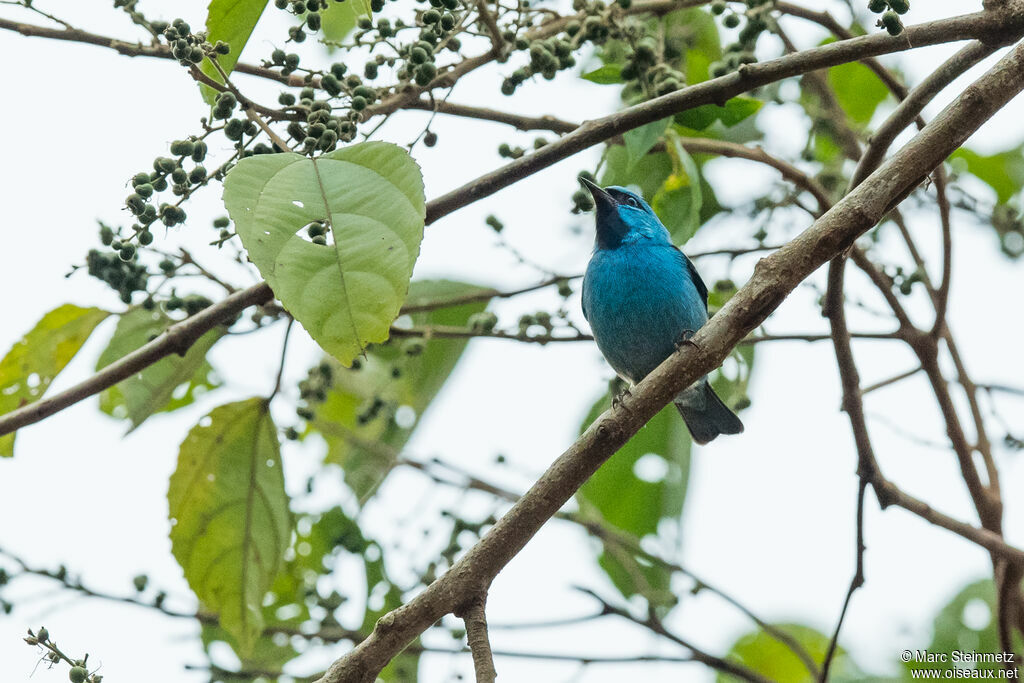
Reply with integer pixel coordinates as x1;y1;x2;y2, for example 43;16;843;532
670;8;721;83
651;132;703;244
321;0;371;44
582;64;624;84
200;0;270;104
313;280;491;501
674;97;763;131
0;304;109;457
601;146;674;199
719;624;864;683
576;391;691;608
96;308;224;431
169;398;291;654
601;145;724;241
905;579;1018;675
224;142;426;366
623;118;671;168
951;146;1024;204
827;60;889;126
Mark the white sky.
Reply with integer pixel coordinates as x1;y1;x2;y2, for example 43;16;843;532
1;1;1023;681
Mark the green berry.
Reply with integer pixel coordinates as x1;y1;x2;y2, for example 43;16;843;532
321;73;342;96
723;13;740;28
410;46;429;64
138;230;154;246
880;10;903;35
867;0;888;11
351;95;367;110
169;139;194;156
69;666;88;683
422;9;441;23
710;0;726;14
213;216;230;228
888;0;909;13
353;85;376;100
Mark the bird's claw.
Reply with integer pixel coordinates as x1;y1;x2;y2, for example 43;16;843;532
675;329;699;351
611;386;632;408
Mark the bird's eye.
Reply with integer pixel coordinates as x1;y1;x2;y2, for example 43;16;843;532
624;196;640;208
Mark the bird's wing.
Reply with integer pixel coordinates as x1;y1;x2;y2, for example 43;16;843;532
676;247;709;314
580;275;590;321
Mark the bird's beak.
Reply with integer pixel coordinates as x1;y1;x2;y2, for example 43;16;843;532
579;177;615;212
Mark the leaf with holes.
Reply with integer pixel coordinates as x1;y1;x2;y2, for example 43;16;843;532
200;0;270;104
168;398;291;654
223;142;426;366
0;304;109;457
96;308;224;431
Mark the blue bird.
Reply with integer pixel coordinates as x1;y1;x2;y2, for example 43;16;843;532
579;178;743;445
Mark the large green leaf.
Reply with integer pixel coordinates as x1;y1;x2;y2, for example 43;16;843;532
951;146;1024;204
169;398;291;654
96;308;224;431
200;0;270;104
312;280;491;500
224;142;426;365
577;391;691;608
719;624;864;683
321;0;371;44
0;304;109;457
827;58;889;127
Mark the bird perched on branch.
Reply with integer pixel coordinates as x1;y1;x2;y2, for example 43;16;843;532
579;178;743;444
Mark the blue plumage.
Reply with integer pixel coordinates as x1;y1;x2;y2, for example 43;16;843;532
580;178;743;445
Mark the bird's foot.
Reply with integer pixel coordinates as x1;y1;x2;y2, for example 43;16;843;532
675;329;699;351
611;386;632;409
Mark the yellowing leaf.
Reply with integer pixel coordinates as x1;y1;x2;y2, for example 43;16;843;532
0;304;109;456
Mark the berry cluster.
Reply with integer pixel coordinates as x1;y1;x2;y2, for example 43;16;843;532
868;0;909;36
708;0;771;77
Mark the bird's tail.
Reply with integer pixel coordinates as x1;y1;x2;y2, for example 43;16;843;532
674;381;744;445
